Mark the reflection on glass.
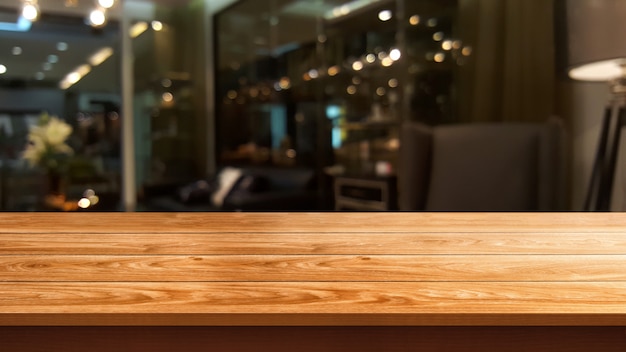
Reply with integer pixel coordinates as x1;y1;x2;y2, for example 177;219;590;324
0;3;122;211
215;0;457;174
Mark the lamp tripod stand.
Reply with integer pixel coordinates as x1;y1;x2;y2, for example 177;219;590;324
584;79;626;211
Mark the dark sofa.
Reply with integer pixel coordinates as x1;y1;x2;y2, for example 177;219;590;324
141;166;318;211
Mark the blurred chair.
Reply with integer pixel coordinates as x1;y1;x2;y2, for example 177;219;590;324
398;119;567;211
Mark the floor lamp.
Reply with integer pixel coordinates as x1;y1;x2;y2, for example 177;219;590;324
581;79;626;211
561;0;626;211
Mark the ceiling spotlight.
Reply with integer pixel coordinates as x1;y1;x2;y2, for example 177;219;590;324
89;8;107;27
378;10;392;22
98;0;115;9
21;1;40;21
151;21;163;31
0;65;6;74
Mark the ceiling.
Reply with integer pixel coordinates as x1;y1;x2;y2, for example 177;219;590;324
216;0;395;69
0;0;190;91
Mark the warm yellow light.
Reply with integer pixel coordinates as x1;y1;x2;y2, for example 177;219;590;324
378;10;392;22
67;72;81;84
98;0;115;9
151;21;163;31
347;85;357;95
129;21;148;38
381;57;393;67
569;59;625;81
89;8;107;27
162;92;174;102
77;198;91;209
60;65;91;89
279;77;291;90
434;52;446;63
76;64;91;76
22;2;39;21
352;61;364;71
409;15;420;26
327;66;340;76
88;47;113;66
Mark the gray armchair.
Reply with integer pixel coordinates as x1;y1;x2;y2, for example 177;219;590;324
398;119;567;211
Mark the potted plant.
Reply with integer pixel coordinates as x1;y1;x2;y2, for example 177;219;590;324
22;113;74;197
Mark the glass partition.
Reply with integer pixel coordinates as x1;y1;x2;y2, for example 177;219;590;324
0;2;122;211
214;0;464;210
214;0;599;212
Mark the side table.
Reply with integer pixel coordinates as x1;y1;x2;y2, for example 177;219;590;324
334;175;397;211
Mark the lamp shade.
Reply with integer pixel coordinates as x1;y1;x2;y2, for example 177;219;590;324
561;0;626;81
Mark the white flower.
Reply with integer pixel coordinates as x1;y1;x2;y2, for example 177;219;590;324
22;133;45;166
53;142;74;155
21;113;74;170
43;116;73;146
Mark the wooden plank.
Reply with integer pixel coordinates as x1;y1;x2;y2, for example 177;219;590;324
4;282;626;325
2;255;626;282
2;213;626;328
2;213;626;233
4;232;626;255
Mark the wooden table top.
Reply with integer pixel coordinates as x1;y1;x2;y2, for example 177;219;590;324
1;212;626;326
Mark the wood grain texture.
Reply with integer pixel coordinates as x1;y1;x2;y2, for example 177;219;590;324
1;212;626;327
4;281;626;313
4;232;626;255
2;212;626;233
2;255;626;282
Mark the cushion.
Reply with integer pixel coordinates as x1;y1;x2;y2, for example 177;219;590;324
211;167;243;207
177;179;217;204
